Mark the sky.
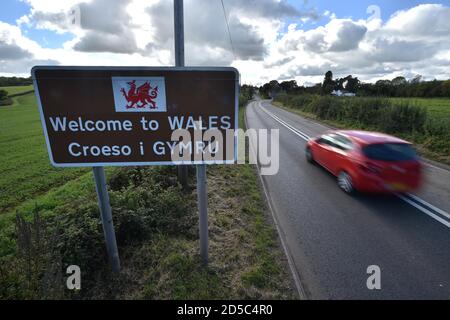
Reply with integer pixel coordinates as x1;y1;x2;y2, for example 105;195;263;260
0;0;449;86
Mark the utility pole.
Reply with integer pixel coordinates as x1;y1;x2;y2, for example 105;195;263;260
174;0;208;264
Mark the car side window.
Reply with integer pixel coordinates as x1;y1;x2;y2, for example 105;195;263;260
316;136;326;145
317;135;332;146
334;135;353;151
326;134;341;149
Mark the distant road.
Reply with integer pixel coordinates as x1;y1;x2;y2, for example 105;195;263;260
246;99;450;299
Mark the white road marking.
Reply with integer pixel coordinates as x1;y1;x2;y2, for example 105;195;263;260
397;194;450;228
256;101;450;229
259;103;309;141
245;101;307;299
424;163;450;174
405;193;450;221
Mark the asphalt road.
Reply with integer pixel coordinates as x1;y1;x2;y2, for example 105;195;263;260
246;99;450;299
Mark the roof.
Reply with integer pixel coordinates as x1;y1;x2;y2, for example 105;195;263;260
334;130;410;145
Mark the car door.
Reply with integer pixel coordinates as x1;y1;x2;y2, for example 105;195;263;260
327;135;353;175
314;135;335;171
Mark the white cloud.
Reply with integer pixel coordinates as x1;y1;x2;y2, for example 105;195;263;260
249;3;450;85
0;1;449;85
385;4;450;38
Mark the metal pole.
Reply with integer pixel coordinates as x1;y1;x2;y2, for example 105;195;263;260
174;0;208;263
196;164;208;264
92;167;120;273
174;0;188;189
174;0;185;67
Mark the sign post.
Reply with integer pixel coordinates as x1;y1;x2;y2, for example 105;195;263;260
32;66;238;270
92;166;120;272
196;164;208;264
174;0;208;264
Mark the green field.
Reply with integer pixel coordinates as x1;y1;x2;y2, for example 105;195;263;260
0;85;34;96
0;93;88;213
390;97;450;119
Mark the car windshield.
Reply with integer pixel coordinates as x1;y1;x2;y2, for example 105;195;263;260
362;143;417;161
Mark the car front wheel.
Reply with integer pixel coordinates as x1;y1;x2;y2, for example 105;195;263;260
337;171;354;194
305;147;314;163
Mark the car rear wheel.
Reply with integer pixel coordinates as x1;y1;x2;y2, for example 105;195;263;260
305;147;314;163
338;171;354;194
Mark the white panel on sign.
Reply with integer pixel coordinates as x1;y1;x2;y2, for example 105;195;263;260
111;76;167;112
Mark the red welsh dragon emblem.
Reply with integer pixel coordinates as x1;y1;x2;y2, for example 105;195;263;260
120;80;159;109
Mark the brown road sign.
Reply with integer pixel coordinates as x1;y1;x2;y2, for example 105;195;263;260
32;66;239;167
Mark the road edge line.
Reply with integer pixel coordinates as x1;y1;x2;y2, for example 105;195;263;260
245;101;308;300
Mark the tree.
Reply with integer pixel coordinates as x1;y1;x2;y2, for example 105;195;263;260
322;70;335;94
374;80;393;96
0;76;32;87
268;80;280;98
325;71;333;82
410;74;422;84
240;85;254;101
279;80;298;93
440;80;450;97
338;75;360;93
259;81;280;99
391;76;407;86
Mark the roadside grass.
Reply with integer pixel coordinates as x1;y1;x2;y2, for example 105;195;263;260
0;93;88;213
0;98;296;299
0;85;34;96
137;103;295;299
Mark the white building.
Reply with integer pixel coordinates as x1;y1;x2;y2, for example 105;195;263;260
331;90;356;97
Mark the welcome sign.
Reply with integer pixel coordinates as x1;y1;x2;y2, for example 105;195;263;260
32;66;239;167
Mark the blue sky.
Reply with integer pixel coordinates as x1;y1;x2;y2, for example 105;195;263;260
1;0;74;48
285;0;448;30
290;0;445;22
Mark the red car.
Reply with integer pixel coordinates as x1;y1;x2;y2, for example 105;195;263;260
305;130;423;194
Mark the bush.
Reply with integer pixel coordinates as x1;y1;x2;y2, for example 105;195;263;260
424;117;450;137
0;89;12;106
275;94;428;134
0;89;7;100
0;166;195;299
275;93;313;111
380;102;427;133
